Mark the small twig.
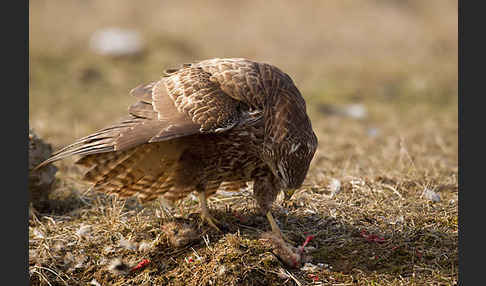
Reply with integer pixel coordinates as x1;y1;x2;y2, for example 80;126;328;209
30;269;53;286
236;223;263;233
202;234;212;251
380;183;403;199
31;266;67;285
278;267;302;286
191;247;202;261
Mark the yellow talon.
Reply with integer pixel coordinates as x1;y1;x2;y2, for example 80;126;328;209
266;211;293;243
198;192;222;232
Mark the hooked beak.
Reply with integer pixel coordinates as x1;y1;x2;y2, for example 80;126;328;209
268;165;295;200
282;188;296;201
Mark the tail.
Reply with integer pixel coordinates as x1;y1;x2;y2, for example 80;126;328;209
31;114;191;201
76;140;184;201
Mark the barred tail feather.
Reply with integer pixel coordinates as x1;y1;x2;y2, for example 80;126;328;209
81;141;185;201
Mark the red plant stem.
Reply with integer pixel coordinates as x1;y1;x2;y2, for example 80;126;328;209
131;259;150;272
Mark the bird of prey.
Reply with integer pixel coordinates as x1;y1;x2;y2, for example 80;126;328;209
37;58;318;239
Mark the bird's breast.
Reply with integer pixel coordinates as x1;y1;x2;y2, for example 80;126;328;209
186;127;265;182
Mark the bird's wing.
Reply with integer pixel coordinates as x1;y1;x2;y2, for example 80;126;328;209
149;59;269;140
35;59;266;169
161;65;243;134
194;58;266;105
129;79;202;142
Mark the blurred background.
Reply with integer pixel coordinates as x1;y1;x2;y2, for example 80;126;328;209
29;0;457;164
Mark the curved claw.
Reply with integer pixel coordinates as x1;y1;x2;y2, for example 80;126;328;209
198;192;222;232
200;211;222;232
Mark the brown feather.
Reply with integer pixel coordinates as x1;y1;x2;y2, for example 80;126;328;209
129;82;156;103
163;66;241;132
128;101;157;119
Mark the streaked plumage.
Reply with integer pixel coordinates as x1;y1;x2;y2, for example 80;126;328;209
37;58;318;235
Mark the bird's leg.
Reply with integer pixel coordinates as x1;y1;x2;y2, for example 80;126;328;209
266;211;291;242
198;191;221;232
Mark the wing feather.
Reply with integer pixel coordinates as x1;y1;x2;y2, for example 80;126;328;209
129;81;156;103
163;66;242;132
36;58;270;171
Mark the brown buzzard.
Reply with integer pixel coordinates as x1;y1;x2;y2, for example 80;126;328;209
37;58;318;238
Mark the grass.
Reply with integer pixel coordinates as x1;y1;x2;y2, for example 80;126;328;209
29;1;457;285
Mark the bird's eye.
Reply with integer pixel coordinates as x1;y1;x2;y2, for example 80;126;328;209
276;169;283;178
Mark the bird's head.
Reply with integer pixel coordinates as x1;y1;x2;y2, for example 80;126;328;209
260;67;318;198
262;131;318;199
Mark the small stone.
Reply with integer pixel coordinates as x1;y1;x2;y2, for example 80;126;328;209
76;224;92;238
138;241;154;252
217;265;227;277
90;27;144;57
328;178;341;197
119;238;138;251
32;228;44;239
423;188;441;202
367;127;380;137
343;104;367;119
300;262;319;272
